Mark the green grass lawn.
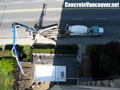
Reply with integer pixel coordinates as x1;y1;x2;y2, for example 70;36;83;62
0;58;14;90
0;72;14;90
0;45;2;50
0;50;12;57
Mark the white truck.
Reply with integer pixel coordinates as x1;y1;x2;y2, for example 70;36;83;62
60;24;104;36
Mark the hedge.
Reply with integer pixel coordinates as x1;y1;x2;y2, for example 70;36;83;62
1;44;78;62
0;50;12;57
32;45;78;54
32;49;55;54
0;46;2;50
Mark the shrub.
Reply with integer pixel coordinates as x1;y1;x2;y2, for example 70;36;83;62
23;51;31;62
0;50;12;57
0;71;14;90
0;46;2;50
22;45;31;52
16;45;31;62
0;58;14;74
32;49;55;54
4;44;13;50
32;44;55;49
31;45;78;54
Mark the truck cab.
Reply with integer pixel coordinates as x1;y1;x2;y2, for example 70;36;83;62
88;26;104;36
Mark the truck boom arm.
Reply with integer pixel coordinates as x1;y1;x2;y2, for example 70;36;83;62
11;22;36;76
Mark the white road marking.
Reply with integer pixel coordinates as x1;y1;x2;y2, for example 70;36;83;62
2;20;13;22
56;0;63;1
21;19;36;22
0;3;3;5
12;1;24;4
96;18;107;20
45;18;59;21
33;0;45;3
0;8;119;13
72;18;83;20
2;18;37;22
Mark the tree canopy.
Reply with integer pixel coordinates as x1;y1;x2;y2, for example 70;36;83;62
89;41;120;78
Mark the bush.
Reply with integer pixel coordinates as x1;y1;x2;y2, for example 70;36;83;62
4;44;13;50
16;45;31;62
89;42;120;77
23;51;31;62
0;46;2;50
0;50;12;57
32;44;55;49
32;49;55;54
0;58;14;90
22;45;31;52
0;58;14;74
0;71;14;90
0;44;78;62
99;53;112;72
88;45;96;53
22;45;31;62
55;45;78;54
31;45;78;54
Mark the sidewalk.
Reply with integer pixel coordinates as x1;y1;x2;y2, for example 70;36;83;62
0;35;56;45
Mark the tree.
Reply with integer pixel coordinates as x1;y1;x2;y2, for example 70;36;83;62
89;42;120;78
99;41;120;75
99;53;112;72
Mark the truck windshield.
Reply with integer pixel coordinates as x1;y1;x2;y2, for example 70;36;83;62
89;28;93;33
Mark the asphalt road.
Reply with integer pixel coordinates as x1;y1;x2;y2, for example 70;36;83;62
0;0;63;37
0;0;120;44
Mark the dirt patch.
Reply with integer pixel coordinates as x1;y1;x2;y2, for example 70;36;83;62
0;51;12;57
78;55;91;77
15;62;53;90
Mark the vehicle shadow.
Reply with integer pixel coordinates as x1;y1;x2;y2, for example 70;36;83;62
38;3;47;29
33;3;58;31
33;3;47;30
